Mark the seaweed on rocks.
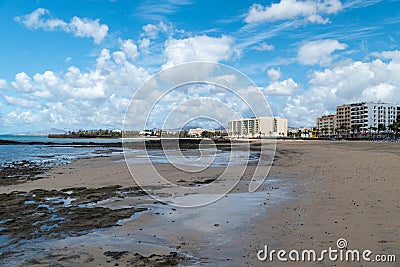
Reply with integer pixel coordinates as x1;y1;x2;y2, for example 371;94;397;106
0;160;49;186
0;186;148;259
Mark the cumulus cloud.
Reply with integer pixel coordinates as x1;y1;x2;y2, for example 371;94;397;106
11;72;33;92
297;39;347;66
281;53;400;126
139;38;151;53
2;18;239;132
263;68;298;96
3;95;41;109
163;35;234;69
371;50;400;62
6;110;37;124
267;68;282;81
244;0;342;24
119;39;139;60
2;48;150;130
15;8;109;44
68;16;108;44
265;78;298;96
0;79;7;89
363;83;396;100
141;22;170;39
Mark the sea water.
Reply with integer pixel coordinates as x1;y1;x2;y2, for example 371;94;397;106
0;135;122;166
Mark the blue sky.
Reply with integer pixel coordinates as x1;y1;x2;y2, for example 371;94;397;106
1;0;400;133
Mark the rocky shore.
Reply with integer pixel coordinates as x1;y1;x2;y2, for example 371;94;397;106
0;161;49;186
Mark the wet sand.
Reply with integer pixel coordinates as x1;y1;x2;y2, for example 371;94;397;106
1;140;399;266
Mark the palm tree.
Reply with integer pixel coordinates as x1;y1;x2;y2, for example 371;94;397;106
351;125;357;138
339;124;346;139
371;126;378;140
356;125;361;139
319;128;323;138
351;124;361;139
378;123;386;134
297;129;302;138
368;126;373;140
377;123;386;140
333;128;338;139
388;122;400;140
303;129;310;138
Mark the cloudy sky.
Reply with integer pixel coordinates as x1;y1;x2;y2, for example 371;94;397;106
1;0;400;133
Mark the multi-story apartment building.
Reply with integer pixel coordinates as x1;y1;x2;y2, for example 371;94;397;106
333;102;400;137
336;104;351;137
228;117;288;138
349;102;399;133
316;114;336;138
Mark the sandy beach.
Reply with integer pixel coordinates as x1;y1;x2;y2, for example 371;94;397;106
1;140;399;266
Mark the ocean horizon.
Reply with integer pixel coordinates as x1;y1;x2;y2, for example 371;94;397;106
0;135;123;166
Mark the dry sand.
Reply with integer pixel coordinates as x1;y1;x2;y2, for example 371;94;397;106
250;141;400;267
1;140;399;266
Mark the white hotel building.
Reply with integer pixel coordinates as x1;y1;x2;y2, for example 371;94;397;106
350;102;400;131
228;117;288;138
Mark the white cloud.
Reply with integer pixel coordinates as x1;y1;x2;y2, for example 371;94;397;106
2;21;246;132
263;68;298;96
65;57;72;63
6;110;36;124
15;8;109;44
244;0;342;24
265;78;298;96
14;8;67;30
141;22;170;39
11;72;33;92
3;95;41;109
119;39;139;60
363;83;396;101
297;39;347;66
251;42;275;51
2;47;151;130
0;79;7;89
163;35;234;68
267;68;282;81
371;50;400;62
139;38;151;53
68;16;109;44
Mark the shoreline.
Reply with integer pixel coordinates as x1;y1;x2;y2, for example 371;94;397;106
0;140;399;266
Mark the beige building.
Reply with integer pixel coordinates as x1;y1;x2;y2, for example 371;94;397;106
336;104;351;137
316;114;336;138
228;117;288;138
